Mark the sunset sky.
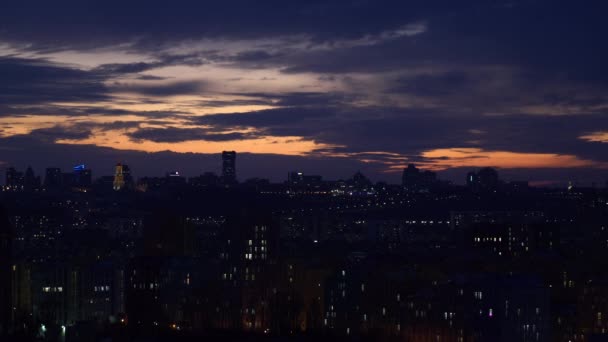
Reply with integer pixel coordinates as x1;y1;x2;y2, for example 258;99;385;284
1;1;607;185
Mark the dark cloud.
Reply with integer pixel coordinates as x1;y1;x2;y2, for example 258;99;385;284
110;81;207;97
469;114;608;162
0;57;210;111
195;107;336;131
96;62;162;75
233;50;281;62
0;1;455;49
0;55;209;110
136;75;169;81
0;102;186;119
0;57;108;106
2;1;606;87
221;50;290;69
194;105;608;165
389;72;471;97
271;1;608;81
197;99;274;108
28;126;92;142
94;53;208;75
222;92;352;107
196;105;474;147
127;127;259;143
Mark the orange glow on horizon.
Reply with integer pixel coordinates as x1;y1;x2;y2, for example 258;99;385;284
3;116;607;172
0;114;336;156
56;128;337;156
414;148;607;170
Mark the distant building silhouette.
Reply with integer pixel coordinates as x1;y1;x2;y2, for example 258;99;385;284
5;167;24;191
113;163;133;191
23;166;40;191
44;167;62;189
221;151;237;184
466;171;478;188
127;211;200;328
73;164;92;187
3;166;40;191
287;171;305;185
288;171;323;188
467;167;500;192
143;212;196;257
401;164;437;192
189;172;220;188
351;171;372;189
220;208;277;284
165;171;186;186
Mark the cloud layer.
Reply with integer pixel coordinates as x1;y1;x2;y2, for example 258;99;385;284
0;0;607;185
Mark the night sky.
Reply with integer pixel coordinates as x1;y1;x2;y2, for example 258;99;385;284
1;0;607;185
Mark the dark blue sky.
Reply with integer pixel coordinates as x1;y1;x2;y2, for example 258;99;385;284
1;1;607;185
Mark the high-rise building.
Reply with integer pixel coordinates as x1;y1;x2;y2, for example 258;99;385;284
288;171;305;185
44;168;62;189
73;164;92;187
466;171;478;188
220;208;277;283
113;163;132;191
467;167;500;192
4;167;24;191
477;167;499;189
402;164;419;188
221;151;237;184
402;164;437;192
351;171;372;188
23;166;40;191
0;205;11;335
288;171;323;188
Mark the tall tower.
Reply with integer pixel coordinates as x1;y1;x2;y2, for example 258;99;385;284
24;166;40;190
221;151;237;184
73;164;92;187
113;163;132;191
402;164;420;188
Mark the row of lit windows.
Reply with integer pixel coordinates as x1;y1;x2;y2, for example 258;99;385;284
404;220;449;225
244;250;267;259
132;283;159;290
474;237;502;242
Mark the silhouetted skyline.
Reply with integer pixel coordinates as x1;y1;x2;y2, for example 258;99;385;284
2;2;608;341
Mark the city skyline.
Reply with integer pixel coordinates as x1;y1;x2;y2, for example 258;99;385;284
2;155;598;188
1;1;607;186
1;151;606;188
2;149;607;341
4;2;608;341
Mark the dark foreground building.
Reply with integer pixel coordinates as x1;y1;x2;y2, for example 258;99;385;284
0;205;11;336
